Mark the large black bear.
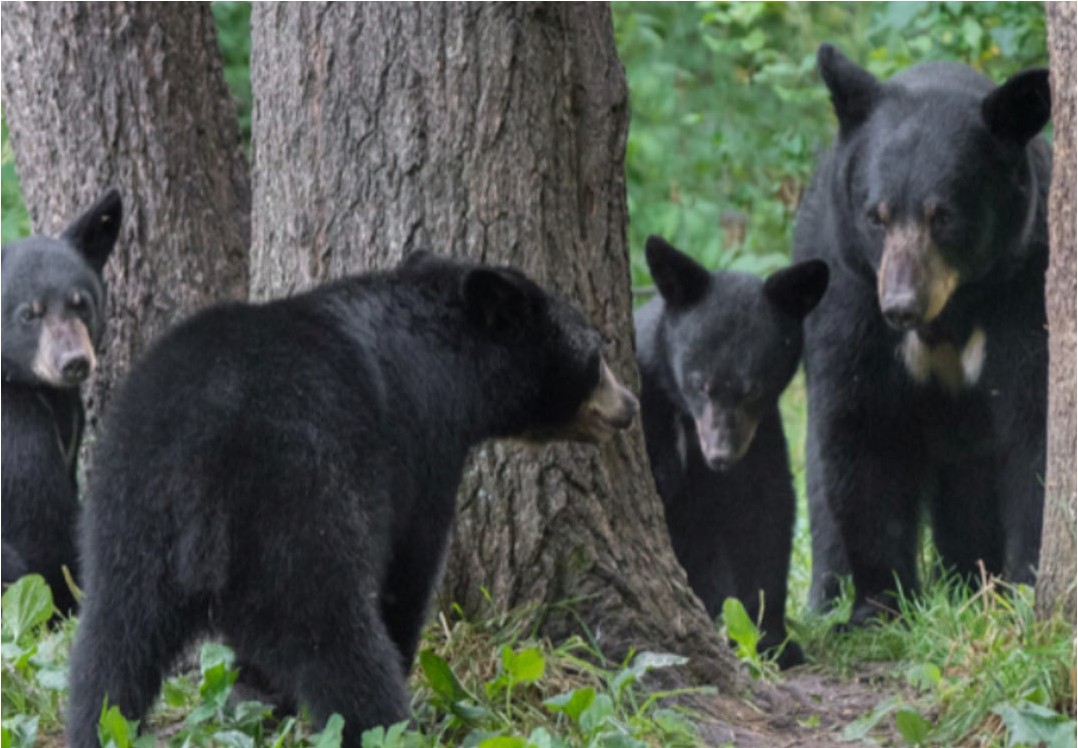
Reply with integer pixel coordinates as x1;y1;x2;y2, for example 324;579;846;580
794;44;1052;626
66;250;638;746
635;236;828;669
1;189;122;616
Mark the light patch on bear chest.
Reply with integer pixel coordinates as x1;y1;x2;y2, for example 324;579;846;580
901;326;986;394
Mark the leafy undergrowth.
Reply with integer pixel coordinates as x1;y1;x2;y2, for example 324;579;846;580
1;578;712;748
2;574;1074;748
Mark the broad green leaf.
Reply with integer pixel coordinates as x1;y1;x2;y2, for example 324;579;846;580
313;713;345;748
1;715;37;748
652;708;698;738
199;641;236;672
994;702;1076;748
34;664;68;691
196;642;238;709
98;705;132;748
420;649;470;701
1;575;53;642
721;598;760;657
544;687;596;722
526;727;563;748
894;708;931;745
579;694;615;735
502;646;546;684
903;663;942;692
961;17;984;51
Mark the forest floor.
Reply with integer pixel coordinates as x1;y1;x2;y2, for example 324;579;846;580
689;664;913;747
3;576;1073;748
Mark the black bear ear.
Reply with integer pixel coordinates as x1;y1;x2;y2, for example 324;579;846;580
61;187;122;275
763;259;830;320
818;43;880;136
982;68;1051;146
462;267;536;342
645;235;710;310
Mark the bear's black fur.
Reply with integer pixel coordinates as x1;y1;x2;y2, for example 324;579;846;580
1;189;121;616
794;45;1052;626
66;250;638;746
635;236;828;669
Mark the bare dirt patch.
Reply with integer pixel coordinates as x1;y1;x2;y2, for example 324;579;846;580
684;662;911;747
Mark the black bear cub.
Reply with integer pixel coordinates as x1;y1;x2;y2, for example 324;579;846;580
67;250;638;747
795;45;1051;628
1;189;121;616
635;236;828;669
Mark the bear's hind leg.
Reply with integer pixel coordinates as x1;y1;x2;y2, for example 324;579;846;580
233;593;410;743
66;589;200;748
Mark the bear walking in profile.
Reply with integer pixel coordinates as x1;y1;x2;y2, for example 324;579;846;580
1;189;121;616
635;236;829;669
66;250;638;747
794;44;1052;627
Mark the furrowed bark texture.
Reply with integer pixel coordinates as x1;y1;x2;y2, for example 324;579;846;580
1;2;250;452
1036;0;1076;622
250;2;739;689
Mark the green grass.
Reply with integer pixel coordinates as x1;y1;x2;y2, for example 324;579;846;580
796;575;1074;747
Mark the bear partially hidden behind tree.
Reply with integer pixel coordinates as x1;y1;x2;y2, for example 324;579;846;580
635;236;829;669
1;189;121;617
66;250;638;747
795;44;1052;628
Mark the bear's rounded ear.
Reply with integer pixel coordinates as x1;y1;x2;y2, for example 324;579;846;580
763;259;830;320
645;235;710;310
982;68;1051;147
61;187;122;276
818;43;880;136
462;267;536;342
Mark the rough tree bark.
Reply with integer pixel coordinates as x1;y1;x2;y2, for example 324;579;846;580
1036;1;1076;623
1;2;250;450
249;2;741;691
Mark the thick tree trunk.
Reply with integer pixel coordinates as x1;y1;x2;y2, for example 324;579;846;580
1;2;250;453
250;2;739;690
1036;1;1076;622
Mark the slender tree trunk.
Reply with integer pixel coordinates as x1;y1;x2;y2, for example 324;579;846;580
1036;1;1076;622
1;2;250;454
250;2;739;691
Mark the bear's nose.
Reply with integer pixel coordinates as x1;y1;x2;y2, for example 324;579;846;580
61;355;91;384
880;292;922;330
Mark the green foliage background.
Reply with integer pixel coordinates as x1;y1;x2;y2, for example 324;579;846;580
614;1;1047;283
2;3;1048;270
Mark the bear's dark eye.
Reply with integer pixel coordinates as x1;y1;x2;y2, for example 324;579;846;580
70;292;90;314
19;302;43;323
866;204;888;229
